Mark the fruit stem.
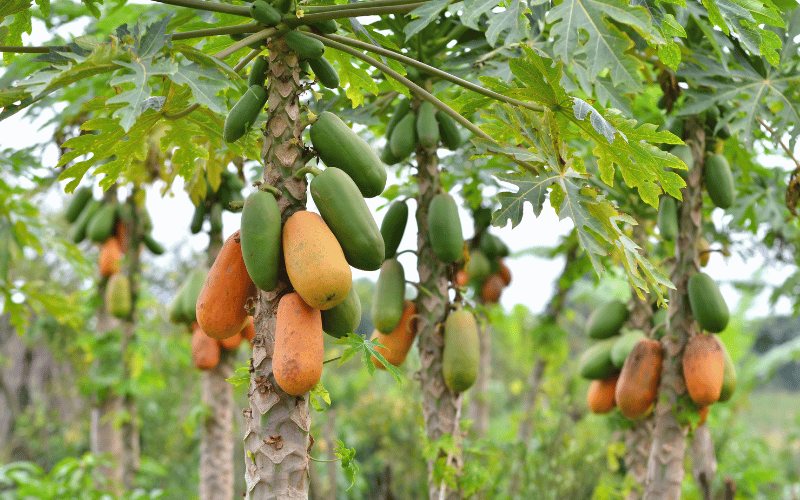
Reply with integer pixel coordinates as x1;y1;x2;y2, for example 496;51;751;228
163;103;200;120
294;165;323;179
407;281;433;298
394;249;418;257
228;201;244;212
258;184;281;196
150;0;250;17
171;23;260;41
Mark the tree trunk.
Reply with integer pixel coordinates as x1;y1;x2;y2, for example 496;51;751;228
690;424;717;500
243;37;312;500
643;119;706;500
414;144;463;500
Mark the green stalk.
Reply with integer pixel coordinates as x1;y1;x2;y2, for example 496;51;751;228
0;45;70;53
284;3;423;25
150;0;250;16
300;0;425;13
172;23;259;41
214;28;277;60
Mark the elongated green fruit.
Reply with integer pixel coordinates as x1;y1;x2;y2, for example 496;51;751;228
308;56;339;89
310;167;385;271
416;101;440;149
390;113;417;160
371;259;406;334
311;19;338;34
611;330;646;368
169;283;188;324
386;99;411;139
248;55;268;87
321;285;361;338
715;335;737;402
436;111;461;150
88;203;118;243
705;154;735;209
658;195;678;241
249;0;281;26
479;233;508;260
65;187;94;223
380;200;408;259
578;338;618;380
223;85;268;144
142;233;165;255
381;143;404;166
190;203;205;234
310;111;387;198
209;203;223;233
465;250;490;285
586;300;629;339
182;269;208;324
688;272;729;333
241;191;282;291
443;308;479;392
299;59;310;74
428;193;463;263
285;30;324;59
106;273;132;320
71;199;101;243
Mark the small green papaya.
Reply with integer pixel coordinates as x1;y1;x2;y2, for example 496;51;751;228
249;0;281;26
611;330;647;369
586;300;629;339
310;19;338;34
299;59;310;74
705;154;735;209
321;285;361;338
223;85;268;144
181;269;208;325
65;187;94;223
389;113;417;160
479;233;509;260
380;143;404;166
465;250;490;285
416;101;440;149
248;55;268;87
380;201;408;260
386;99;411;139
436;111;462;150
715;335;737;402
241;190;282;291
371;259;406;334
428;193;463;263
657;195;678;241
142;233;165;255
285;30;325;60
190;203;206;234
443;308;479;392
688;272;729;333
578;338;618;380
669;144;694;180
71;199;101;243
88;203;118;243
169;284;189;324
308;56;339;89
105;273;132;320
209;203;223;234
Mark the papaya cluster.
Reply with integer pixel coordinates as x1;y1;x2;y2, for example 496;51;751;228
189;170;246;234
455;232;512;303
381;97;462;165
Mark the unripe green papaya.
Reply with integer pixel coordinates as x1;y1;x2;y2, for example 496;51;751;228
428;193;463;263
688;272;729;333
116;202;134;226
190;203;206;234
669;144;694;180
311;19;338;34
465;250;490;284
380;143;404;166
266;0;291;13
223;85;268;144
249;0;281;26
106;273;132;320
479;233;509;260
71;199;101;243
88;203;118;243
65;187;94;223
443;308;479;392
285;30;324;60
209;203;223;234
140;208;153;234
321;285;361;338
299;59;310;74
169;284;189;324
182;269;208;325
222;170;246;192
715;335;737;402
371;259;406;334
310;167;385;271
578;338;618;380
436;111;462;150
142;233;165;255
586;300;629;339
705;154;735;209
416;101;439;149
248;55;268;87
310;111;387;198
611;330;646;369
241;191;282;291
658;195;678;241
390;113;417;160
308;56;339;89
386;99;411;139
380;200;408;259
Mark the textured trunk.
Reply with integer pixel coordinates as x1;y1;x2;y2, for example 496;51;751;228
466;320;490;439
643;120;706;500
690;424;717;500
243;37;312;500
415;145;463;500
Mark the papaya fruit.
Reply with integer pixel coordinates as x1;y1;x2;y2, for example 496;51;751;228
456;270;469;287
416;101;440;149
371;258;406;334
142;233;165;255
479;233;509;260
241;191;281;291
219;331;243;350
115;221;129;254
657;195;678;241
687;272;729;333
222;169;246;192
223;85;268;143
283;211;351;310
190;203;206;234
704;154;735;209
465;250;490;285
669;144;694;180
587;373;619;414
181;268;208;325
191;324;221;370
71;199;101;243
139;208;153;234
380;143;403;166
389;113;417;160
65;187;94;223
436;111;462;150
611;330;646;369
683;333;724;405
311;19;338;34
427;193;463;263
715;335;737;402
386;99;411;139
88;203;118;243
299;59;310;74
442;308;480;392
586;300;629;340
105;273;132;320
481;274;504;304
578;338;618;380
308;56;339;89
196;230;257;339
285;30;325;60
615;338;663;419
371;301;417;369
321;285;361;338
497;260;512;286
169;284;189;324
248;55;268;87
381;200;408;259
698;237;710;267
310;111;387;198
99;237;123;277
241;316;256;344
274;292;323;395
249;0;281;26
310;167;385;271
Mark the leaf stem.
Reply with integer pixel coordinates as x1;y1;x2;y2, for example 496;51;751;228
308;456;340;463
149;0;250;16
323;355;342;365
756;116;800;170
234;47;262;73
172;23;260;41
163;103;200;120
300;0;423;13
0;45;71;53
213;28;278;60
284;3;423;25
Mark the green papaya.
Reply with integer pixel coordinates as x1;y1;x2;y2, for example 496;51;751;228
308;56;339;89
142;233;165;255
416;101;439;149
380;143;404;166
371;259;406;334
405;66;420;82
116;202;134;226
465;250;490;285
105;273;132;320
436;111;462;150
578;338;618;380
586;300;629;339
321;285;361;338
249;0;281;26
209;203;223;234
222;170;247;192
688;272;729;333
479;233;509;260
380;200;408;259
190;203;206;234
310;111;387;198
715;335;737;402
428;193;463;263
299;59;310;74
611;330;647;369
181;269;208;325
71;199;101;243
443;308;479;392
241;191;282;291
140;208;153;234
311;19;338;34
267;0;291;12
705;154;735;209
386;99;411;139
669;144;694;180
88;203;118;243
653;308;668;338
285;30;324;60
169;284;189;324
310;167;385;271
390;113;417;160
657;195;678;241
223;85;268;144
65;187;94;223
248;55;268;87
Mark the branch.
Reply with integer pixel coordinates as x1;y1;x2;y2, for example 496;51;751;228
150;0;250;17
300;0;422;13
0;45;71;53
285;2;423;25
172;23;260;41
213;28;278;60
756;116;800;171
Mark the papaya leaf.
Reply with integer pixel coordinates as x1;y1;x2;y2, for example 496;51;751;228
404;0;450;40
332;333;403;382
0;0;30;20
457;0;531;48
107;59;178;132
309;381;331;412
701;0;784;66
3;9;32;64
334;440;358;491
327;47;379;108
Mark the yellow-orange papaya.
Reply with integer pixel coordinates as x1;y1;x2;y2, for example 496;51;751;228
99;237;123;277
219;332;243;350
371;301;418;369
241;316;256;344
587;372;619;414
273;293;323;396
192;323;221;370
683;333;724;405
616;339;663;419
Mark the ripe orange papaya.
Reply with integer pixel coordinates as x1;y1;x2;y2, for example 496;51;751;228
192;323;221;370
241;316;256;344
99;237;123;277
371;301;417;369
455;270;469;287
219;332;243;350
273;293;323;395
115;221;129;254
196;230;257;339
481;274;504;303
615;339;663;419
682;333;724;405
587;372;619;414
497;260;512;286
